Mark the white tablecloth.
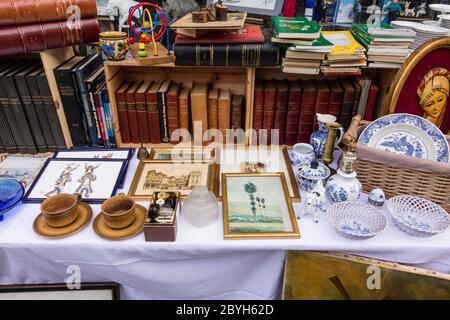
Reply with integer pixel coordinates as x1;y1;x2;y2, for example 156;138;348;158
0;154;449;299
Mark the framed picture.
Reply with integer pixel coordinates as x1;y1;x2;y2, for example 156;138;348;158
216;146;300;201
149;147;217;161
0;282;120;300
207;0;285;16
222;173;300;240
128;160;218;200
53;148;134;188
0;156;49;188
23;159;127;204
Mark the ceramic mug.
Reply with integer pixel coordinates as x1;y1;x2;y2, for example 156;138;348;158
101;194;136;230
41;193;81;228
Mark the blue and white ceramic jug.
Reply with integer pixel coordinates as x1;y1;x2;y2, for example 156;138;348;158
310;113;344;158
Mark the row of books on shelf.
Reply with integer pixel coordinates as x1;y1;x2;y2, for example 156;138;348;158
0;59;65;154
54;54;116;148
253;75;379;145
115;81;245;144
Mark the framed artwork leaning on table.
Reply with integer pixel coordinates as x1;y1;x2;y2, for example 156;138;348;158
128;160;219;200
149;146;217;161
222;172;300;240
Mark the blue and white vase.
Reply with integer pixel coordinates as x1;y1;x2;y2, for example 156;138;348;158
326;151;362;203
297;160;331;192
310;113;344;158
288;143;316;166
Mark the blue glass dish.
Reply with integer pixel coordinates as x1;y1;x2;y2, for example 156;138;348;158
0;179;25;222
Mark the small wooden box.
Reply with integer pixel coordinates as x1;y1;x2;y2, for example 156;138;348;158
144;191;180;242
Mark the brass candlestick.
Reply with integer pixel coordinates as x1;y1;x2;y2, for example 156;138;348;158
321;122;342;166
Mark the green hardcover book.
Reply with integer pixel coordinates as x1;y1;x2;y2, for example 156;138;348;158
271;16;321;39
292;34;334;51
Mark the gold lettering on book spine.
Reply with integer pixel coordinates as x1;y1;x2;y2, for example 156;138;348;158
210;45;214;67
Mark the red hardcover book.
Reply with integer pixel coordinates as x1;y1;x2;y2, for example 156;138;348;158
262;80;276;144
283;0;297;17
146;82;162;144
328;80;343;121
0;18;99;57
364;83;379;121
126;82;142;144
312;80;330;131
285;80;302;146
167;83;181;144
135;81;152;143
340;79;356;129
274;80;288;145
115;82;133;144
252;80;264;144
175;25;265;44
297;80;317;143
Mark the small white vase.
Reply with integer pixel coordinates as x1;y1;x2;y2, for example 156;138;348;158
326;169;362;203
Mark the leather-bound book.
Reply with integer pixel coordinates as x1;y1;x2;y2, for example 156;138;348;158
174;43;279;66
115;81;133;144
135;81;152;144
312;80;330;131
178;88;190;131
339;79;356;130
218;89;231;141
157;80;172;143
125;82;142;144
0;0;98;26
27;67;57;151
285;80;302;146
274;80;288;145
85;66;106;146
297;80;317;143
208;88;219;129
252;80;264;142
167;83;181;144
351;79;362;118
231;95;244;130
0;64;18;153
364;83;379;122
146;82;162;144
0;18;99;57
262;80;276;144
175;26;265;44
190;83;209;138
328;80;343;121
2;62;38;153
54;56;89;146
14;63;48;153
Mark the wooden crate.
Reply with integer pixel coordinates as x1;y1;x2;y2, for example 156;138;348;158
104;60;255;147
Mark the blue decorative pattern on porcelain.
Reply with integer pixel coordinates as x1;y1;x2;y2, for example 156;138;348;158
310;121;329;158
288;143;316;166
404;215;432;230
326;174;362;203
340;220;371;235
358;113;449;162
297;161;331;192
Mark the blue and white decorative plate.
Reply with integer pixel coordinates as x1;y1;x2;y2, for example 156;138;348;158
0;179;24;222
358;114;450;163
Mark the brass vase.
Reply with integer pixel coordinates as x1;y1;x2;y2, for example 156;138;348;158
321;122;342;166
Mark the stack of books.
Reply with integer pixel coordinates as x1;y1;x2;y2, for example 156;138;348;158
351;24;415;69
272;17;326;75
321;31;366;75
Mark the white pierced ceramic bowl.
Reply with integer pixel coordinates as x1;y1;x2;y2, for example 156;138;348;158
327;202;387;239
387;195;450;237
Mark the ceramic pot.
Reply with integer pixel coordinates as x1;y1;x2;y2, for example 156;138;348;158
368;188;386;207
310;113;344;158
99;31;130;61
297;160;331;192
288;143;316;166
326;169;362;203
41;193;81;228
101;194;136;229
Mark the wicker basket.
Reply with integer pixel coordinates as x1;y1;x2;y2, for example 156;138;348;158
343;116;450;213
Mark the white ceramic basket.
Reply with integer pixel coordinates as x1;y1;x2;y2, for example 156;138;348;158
327;201;387;239
387;195;450;237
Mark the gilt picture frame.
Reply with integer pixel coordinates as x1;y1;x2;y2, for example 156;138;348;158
222;172;300;240
128;160;219;200
149;146;217;161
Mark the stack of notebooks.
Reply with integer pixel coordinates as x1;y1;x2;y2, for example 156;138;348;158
0;0;99;57
272;17;328;75
321;31;366;75
115;82;245;144
173;25;279;66
54;55;115;148
351;24;415;69
0;60;66;154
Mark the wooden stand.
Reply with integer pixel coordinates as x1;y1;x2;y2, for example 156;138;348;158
129;42;174;66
